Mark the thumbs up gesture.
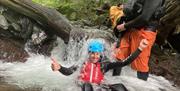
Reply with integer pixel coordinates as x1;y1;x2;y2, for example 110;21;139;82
51;57;61;71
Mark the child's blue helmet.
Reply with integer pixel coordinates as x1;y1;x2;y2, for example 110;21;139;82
88;39;104;52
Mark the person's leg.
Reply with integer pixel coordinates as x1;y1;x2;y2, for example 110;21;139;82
129;28;157;79
113;31;131;76
137;71;149;81
82;82;94;91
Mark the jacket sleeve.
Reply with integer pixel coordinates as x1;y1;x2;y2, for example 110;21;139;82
124;0;161;29
58;65;78;76
104;48;141;71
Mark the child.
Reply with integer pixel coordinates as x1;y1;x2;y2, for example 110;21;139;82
51;39;148;91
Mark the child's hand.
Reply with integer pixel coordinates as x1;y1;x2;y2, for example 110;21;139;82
51;57;61;71
138;39;149;51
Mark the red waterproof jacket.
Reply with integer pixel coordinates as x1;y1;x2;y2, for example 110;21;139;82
79;61;104;84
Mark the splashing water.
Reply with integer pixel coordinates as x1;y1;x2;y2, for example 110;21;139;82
0;29;179;91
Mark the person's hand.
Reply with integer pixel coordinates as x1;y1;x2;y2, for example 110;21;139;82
138;39;149;51
51;57;61;71
116;23;126;31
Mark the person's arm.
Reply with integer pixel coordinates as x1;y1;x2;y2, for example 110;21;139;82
58;65;78;76
105;48;141;71
51;58;78;76
104;39;148;71
124;0;161;29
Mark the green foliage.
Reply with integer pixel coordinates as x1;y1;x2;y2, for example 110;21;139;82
32;0;128;25
32;0;60;8
57;2;76;20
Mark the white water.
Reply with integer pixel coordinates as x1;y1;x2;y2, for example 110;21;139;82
0;30;179;91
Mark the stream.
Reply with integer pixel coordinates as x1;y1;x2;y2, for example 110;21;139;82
0;29;179;91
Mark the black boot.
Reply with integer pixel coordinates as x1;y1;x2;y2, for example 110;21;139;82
137;71;149;81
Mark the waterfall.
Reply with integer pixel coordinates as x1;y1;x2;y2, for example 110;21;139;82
0;29;179;91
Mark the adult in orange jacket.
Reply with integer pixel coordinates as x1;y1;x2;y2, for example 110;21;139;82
114;0;164;80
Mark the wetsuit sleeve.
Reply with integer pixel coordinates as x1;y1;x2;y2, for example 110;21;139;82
124;0;161;29
104;48;141;71
58;65;78;76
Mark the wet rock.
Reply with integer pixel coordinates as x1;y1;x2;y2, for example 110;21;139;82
0;0;72;43
30;26;47;45
0;5;58;61
0;37;29;62
10;23;21;32
27;37;57;56
167;33;180;53
0;14;8;30
150;50;180;87
0;83;23;91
